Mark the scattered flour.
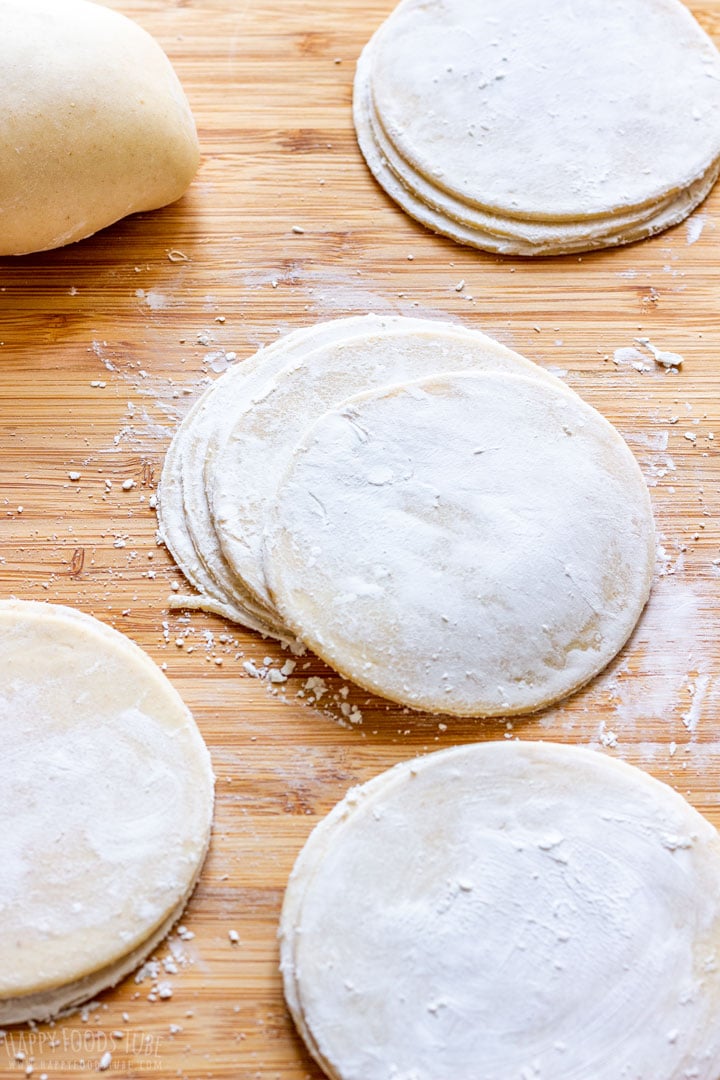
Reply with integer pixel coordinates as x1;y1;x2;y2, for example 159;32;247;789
686;213;706;245
613;347;652;373
135;289;169;311
613;340;684;373
635;338;684;370
682;674;713;734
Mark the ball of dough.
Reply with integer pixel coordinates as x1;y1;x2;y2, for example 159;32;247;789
0;0;200;255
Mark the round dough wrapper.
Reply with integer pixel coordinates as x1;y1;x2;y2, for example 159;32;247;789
0;601;214;1024
364;0;720;221
354;47;720;255
357;102;719;253
210;320;563;612
0;0;199;255
264;371;655;716
281;741;720;1080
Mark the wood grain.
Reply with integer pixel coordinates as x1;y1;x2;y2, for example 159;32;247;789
1;0;720;1076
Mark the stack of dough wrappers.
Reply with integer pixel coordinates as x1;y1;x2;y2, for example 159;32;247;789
158;314;656;717
0;601;213;1025
353;0;720;255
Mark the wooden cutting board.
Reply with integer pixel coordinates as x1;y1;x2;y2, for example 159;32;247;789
1;0;720;1076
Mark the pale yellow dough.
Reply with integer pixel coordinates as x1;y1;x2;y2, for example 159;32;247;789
0;601;214;1024
281;741;720;1080
0;0;199;255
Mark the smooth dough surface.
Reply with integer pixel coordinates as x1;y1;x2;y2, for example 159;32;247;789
264;371;655;716
281;741;720;1080
0;0;199;255
0;601;214;1023
210;321;563;611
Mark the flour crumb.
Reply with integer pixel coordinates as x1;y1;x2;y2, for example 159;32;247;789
134;960;160;984
228;930;240;945
661;834;694;852
635;337;684;370
598;721;618;749
98;1051;112;1071
613;347;651;373
303;676;328;701
686;214;706;245
681;674;711;733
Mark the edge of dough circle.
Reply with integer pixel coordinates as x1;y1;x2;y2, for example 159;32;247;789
281;740;720;1080
353;0;720;254
0;600;214;1025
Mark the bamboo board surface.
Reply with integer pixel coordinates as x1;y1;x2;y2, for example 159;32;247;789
1;0;720;1076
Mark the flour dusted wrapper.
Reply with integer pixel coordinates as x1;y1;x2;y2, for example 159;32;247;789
160;317;655;717
0;601;214;1024
264;370;655;716
354;0;720;253
281;741;720;1080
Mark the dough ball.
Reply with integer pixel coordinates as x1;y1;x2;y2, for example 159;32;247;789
0;0;199;255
